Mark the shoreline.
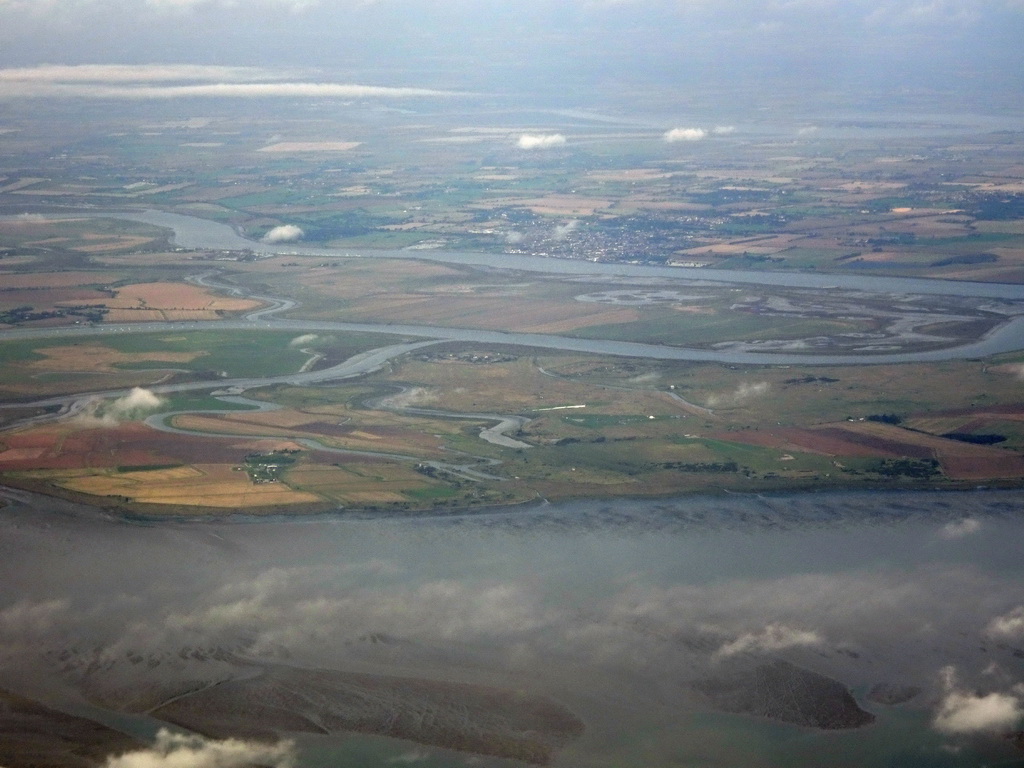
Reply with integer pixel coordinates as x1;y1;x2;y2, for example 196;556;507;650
4;476;1022;528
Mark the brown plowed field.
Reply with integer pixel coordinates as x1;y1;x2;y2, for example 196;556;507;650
940;453;1024;480
710;419;1024;481
808;427;935;459
96;282;261;312
0;272;119;288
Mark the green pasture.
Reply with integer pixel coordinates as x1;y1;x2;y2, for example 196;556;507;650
572;312;857;347
0;329;403;382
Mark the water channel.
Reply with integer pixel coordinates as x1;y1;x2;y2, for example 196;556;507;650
2;211;1024;767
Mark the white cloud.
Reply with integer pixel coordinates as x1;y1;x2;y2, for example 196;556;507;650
517;133;566;149
289;333;318;347
387;750;432;765
153;566;555;655
712;125;736;134
939;518;981;539
113;388;164;415
262;224;305;243
933;666;1024;735
553;220;579;240
986;606;1024;640
714;622;824;659
0;67;467;100
0;64;267;83
144;0;318;10
90;83;461;100
104;729;295;768
664;127;707;142
797;125;819;135
0;598;71;638
74;388;165;427
705;381;770;407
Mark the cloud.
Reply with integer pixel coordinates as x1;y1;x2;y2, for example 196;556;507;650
262;224;305;243
553;220;579;240
986;606;1024;640
939;518;982;539
0;598;71;638
0;64;268;83
712;125;736;134
797;125;820;135
84;83;462;100
1001;363;1024;380
144;0;318;10
664;127;707;142
517;133;566;149
0;67;468;100
705;381;770;407
288;333;318;347
933;666;1024;735
104;729;295;768
153;567;555;654
74;388;165;427
714;622;824;659
387;750;432;765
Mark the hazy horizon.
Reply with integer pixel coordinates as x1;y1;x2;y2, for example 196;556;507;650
0;1;1022;113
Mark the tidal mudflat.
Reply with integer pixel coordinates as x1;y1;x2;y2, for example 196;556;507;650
2;487;1023;767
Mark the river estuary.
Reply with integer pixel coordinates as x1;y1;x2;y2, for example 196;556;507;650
2;211;1024;767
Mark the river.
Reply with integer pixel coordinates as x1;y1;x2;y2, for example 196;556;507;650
3;210;1024;369
3;211;1024;767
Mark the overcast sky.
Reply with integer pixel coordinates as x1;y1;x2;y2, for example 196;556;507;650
0;1;1022;110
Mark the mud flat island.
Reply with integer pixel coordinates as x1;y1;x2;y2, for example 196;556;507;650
2;486;1024;767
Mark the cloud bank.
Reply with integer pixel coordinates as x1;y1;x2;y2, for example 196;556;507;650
705;381;770;408
933;667;1023;735
262;224;305;243
104;729;295;768
553;220;580;240
0;64;268;83
664;127;707;142
289;333;318;347
986;606;1024;640
517;133;566;149
939;518;982;540
714;623;824;659
74;388;165;427
0;65;466;100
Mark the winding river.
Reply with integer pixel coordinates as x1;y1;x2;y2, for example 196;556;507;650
3;209;1024;373
4;210;1024;768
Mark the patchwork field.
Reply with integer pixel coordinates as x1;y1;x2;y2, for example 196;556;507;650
56;463;323;507
0;105;1023;512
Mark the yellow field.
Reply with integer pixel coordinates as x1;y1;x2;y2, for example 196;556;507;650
55;463;322;507
73;236;155;253
170;411;446;457
97;282;262;312
0;271;119;289
586;169;677;182
471;194;613;216
26;344;202;374
258;142;361;152
903;416;974;434
171;414;289;437
287;463;437;504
